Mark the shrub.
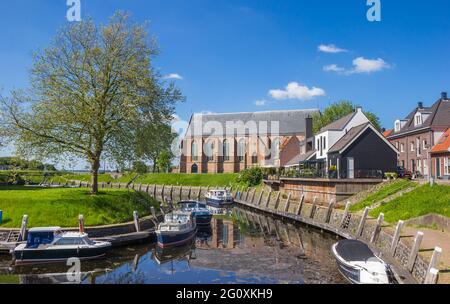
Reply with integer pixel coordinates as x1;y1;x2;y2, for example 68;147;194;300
237;167;263;187
384;172;398;180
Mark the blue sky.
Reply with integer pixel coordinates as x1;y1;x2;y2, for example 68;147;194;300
0;0;449;162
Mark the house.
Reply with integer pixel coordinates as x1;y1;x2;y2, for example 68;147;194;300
178;109;319;173
430;128;450;179
327;123;398;179
386;92;450;177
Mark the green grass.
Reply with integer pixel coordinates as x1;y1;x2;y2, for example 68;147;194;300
0;186;157;228
0;275;20;284
350;179;416;212
369;184;450;223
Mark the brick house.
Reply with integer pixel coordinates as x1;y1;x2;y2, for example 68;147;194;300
386;92;450;177
430;128;450;179
178;109;319;173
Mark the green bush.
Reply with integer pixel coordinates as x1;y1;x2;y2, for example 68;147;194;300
384;172;398;180
237;167;264;187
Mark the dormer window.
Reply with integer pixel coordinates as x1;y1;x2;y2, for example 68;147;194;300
395;120;401;132
414;113;422;126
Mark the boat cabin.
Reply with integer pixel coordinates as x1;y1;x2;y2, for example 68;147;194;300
26;227;63;248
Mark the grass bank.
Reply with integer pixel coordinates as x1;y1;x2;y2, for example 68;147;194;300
369;184;450;223
0;186;157;228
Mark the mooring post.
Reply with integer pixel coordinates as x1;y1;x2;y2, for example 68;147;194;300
284;193;292;213
265;190;272;208
161;185;165;200
170;185;174;201
250;188;257;204
309;196;317;219
407;231;424;272
197;187;202;200
78;214;85;234
273;192;281;210
18;215;28;242
426;247;442;278
424;268;440;284
296;194;305;216
138;183;142;192
340;201;351;228
133;211;140;232
257;190;264;206
179;186;183;200
356;207;369;237
188;187;192;199
145;184;149;193
153;185;157;198
325;199;334;223
370;213;384;243
390;220;404;255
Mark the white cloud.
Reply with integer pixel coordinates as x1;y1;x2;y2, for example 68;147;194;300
269;82;325;101
318;44;347;53
254;99;267;106
324;57;390;75
164;73;183;80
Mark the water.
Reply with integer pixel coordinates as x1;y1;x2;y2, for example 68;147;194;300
0;206;346;284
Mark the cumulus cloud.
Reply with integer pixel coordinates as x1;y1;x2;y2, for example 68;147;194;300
269;82;325;101
164;73;183;80
318;44;347;53
254;99;267;106
324;57;390;75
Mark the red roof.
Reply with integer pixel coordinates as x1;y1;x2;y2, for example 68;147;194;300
383;129;393;137
431;129;450;153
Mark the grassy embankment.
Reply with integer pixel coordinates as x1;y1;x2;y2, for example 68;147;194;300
0;186;158;228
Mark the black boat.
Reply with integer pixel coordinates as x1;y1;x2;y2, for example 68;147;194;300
177;201;213;225
331;239;396;284
13;227;111;265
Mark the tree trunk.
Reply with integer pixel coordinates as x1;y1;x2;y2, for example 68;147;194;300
91;157;101;194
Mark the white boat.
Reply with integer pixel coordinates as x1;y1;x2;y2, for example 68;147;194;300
205;189;234;207
331;239;396;284
155;211;197;248
13;227;111;265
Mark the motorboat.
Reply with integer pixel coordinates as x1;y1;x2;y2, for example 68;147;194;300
13;227;111;265
177;200;213;226
331;239;396;284
156;211;197;248
153;239;195;265
205;189;234;207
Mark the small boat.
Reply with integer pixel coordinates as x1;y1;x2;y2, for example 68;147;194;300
177;201;213;226
13;227;111;265
153;239;195;265
156;211;197;248
331;239;396;284
205;189;234;208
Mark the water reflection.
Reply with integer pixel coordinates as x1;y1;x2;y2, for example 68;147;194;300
0;206;346;284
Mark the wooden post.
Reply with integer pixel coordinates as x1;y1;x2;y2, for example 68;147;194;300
133;211;140;232
426;247;442;278
274;192;281;210
325;199;334;223
251;188;257;204
370;213;384;243
424;268;439;284
356;207;370;237
138;183;142;192
170;185;174;201
283;193;292;212
197;187;202;200
179;186;183;200
296;194;305;216
188;187;192;199
18;215;28;242
309;196;317;219
265;190;272;208
153;185;157;198
407;231;424;272
390;220;404;255
257;191;264;206
145;184;150;193
78;214;85;234
161;185;165;200
340;201;351;228
150;206;158;223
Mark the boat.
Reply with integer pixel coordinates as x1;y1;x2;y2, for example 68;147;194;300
12;227;111;265
177;200;213;226
153;239;195;265
205;189;234;207
155;211;197;248
331;239;396;284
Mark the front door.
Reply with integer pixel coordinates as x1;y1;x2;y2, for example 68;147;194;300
347;157;354;179
436;158;441;177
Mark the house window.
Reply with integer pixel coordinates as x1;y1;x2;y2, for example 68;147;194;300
400;143;404;152
395;120;401;132
251;153;258;164
323;137;326;150
191;141;198;161
411;142;415;152
416;138;421;156
237;139;246;162
205;140;214;161
414;113;422;126
445;157;450;175
222;139;230;161
273;138;280;159
395;142;399;150
423;140;428;150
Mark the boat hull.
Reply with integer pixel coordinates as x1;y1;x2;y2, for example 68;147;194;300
156;227;197;248
193;213;212;226
206;197;234;208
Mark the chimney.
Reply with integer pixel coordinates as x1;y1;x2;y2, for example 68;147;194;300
355;106;362;112
418;102;423;109
305;116;313;139
442;92;448;100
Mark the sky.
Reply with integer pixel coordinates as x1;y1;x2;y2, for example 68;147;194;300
0;0;449;166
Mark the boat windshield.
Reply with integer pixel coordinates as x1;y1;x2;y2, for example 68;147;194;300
26;231;56;248
53;237;85;246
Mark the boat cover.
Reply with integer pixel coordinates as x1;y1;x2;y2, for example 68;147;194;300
335;240;376;262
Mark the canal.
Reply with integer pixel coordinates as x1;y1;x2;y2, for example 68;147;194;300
0;206;346;284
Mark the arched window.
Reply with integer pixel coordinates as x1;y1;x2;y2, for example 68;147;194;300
191;164;198;174
191;141;198;161
273;138;280;159
237;139;246;162
205;140;215;161
223;139;230;161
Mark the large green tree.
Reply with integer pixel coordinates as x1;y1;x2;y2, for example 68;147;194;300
312;101;381;134
0;12;183;193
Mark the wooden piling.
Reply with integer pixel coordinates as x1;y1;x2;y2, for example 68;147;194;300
78;214;85;233
356;207;369;237
18;215;28;242
426;247;442;278
390;220;404;255
284;193;292;212
325;199;334;223
309;196;317;219
370;213;384;243
250;188;257;204
170;185;174;201
424;268;439;284
257;191;264;206
161;185;165;199
340;201;351;228
265;190;272;208
179;186;183;200
197;187;202;200
133;211;140;232
296;194;305;216
407;231;424;272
